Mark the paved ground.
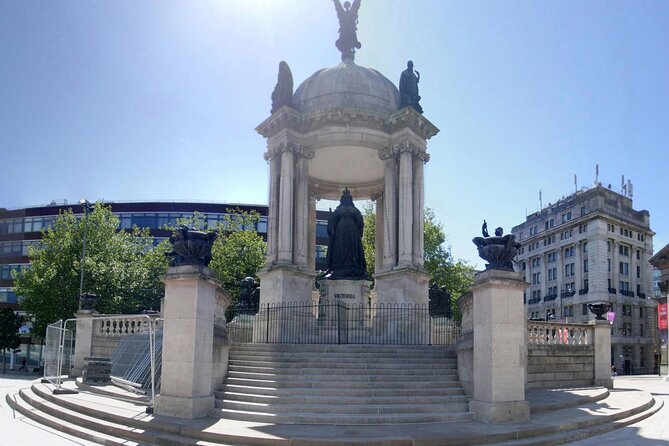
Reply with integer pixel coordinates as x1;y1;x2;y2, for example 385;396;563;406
0;372;99;446
1;372;668;446
567;375;669;446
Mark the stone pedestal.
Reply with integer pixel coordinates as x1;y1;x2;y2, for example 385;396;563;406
469;269;529;424
70;310;95;378
374;267;429;306
155;265;222;419
257;265;315;305
318;279;372;307
590;320;614;388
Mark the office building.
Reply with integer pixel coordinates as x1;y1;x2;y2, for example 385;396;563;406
512;185;656;374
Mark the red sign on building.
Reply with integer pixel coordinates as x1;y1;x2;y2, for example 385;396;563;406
659;302;668;330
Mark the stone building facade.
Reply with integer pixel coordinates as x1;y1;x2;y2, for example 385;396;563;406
512;185;657;374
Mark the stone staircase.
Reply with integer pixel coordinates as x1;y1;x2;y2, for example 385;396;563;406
212;344;473;424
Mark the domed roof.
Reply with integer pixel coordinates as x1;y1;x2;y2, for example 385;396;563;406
293;61;400;116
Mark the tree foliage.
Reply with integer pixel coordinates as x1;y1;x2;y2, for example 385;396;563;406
361;205;475;317
0;308;22;373
208;211;266;302
14;204;169;336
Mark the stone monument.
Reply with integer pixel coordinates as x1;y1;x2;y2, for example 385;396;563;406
468;225;529;423
155;226;231;419
256;1;439;311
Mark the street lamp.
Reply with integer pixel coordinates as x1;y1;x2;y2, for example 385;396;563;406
78;199;93;302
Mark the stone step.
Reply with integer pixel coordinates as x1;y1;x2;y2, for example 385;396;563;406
226;370;459;382
217;399;470;415
476;395;663;446
228;364;458;375
228;358;458;368
211;407;475;424
219;391;469;405
225;376;464;389
220;384;466;397
5;391;140;446
10;388;199;446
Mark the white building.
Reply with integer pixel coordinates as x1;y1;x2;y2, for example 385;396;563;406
512;185;657;375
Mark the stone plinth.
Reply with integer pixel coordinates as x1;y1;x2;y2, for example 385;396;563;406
257;265;315;305
71;310;95;378
374;267;429;306
155;265;222;419
318;279;372;307
469;269;529;423
590;320;614;388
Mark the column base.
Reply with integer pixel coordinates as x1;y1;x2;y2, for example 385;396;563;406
258;265;316;305
469;399;529;424
374;267;429;306
154;394;214;419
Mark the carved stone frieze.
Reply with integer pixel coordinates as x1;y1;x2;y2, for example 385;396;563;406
256;107;303;138
302;109;387;134
387;107;439;140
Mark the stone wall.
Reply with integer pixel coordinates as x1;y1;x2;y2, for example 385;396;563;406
527;344;595;388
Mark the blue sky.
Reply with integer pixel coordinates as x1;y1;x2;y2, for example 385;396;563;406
1;0;667;267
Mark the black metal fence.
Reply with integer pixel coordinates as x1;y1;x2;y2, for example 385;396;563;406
226;300;459;345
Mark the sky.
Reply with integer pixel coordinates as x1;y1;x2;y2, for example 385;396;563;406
1;0;668;268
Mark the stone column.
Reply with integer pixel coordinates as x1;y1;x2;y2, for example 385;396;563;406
398;148;413;266
155;265;222;419
412;155;425;267
70;311;95;377
265;153;280;266
590;319;614;388
610;239;616;290
469;269;530;423
574;240;582;296
278;148;294;264
307;193;318;271
293;154;309;267
382;154;397;270
373;192;385;274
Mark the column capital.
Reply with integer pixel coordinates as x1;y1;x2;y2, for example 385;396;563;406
265;142;314;160
309;192;322;201
371;191;384;202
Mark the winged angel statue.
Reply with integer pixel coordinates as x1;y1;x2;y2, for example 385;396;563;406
334;0;362;61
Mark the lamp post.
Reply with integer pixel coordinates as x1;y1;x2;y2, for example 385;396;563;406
78;199;93;302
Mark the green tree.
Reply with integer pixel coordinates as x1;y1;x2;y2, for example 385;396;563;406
14;204;169;336
172;210;267;303
0;308;22;373
361;205;475;318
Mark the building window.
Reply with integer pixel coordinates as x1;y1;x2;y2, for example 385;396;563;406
582;242;587;253
565;246;574;258
619;245;629;256
608;258;611;272
532;272;541;285
583;278;589;290
583;259;588;273
565;306;574;317
547;252;556;263
619;262;629;276
620;281;630;292
565;263;575;277
561;212;572;223
582;303;588;315
608;223;615;232
580;206;586;216
640;347;645;367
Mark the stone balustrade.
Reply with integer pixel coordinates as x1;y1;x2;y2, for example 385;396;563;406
527;321;592;346
94;315;153;337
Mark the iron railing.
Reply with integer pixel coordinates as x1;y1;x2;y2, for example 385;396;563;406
226;300;459;345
